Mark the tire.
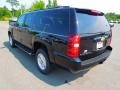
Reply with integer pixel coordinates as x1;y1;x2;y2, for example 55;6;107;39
9;35;15;48
36;49;52;74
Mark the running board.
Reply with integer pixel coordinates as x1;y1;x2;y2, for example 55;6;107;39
15;43;34;55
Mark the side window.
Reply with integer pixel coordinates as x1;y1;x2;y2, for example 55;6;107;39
53;17;69;35
18;15;25;27
42;17;54;32
25;13;43;31
24;14;33;28
44;10;69;36
33;13;44;31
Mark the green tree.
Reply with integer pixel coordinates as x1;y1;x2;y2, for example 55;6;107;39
29;0;45;11
105;13;120;21
20;4;26;14
6;0;19;16
46;0;52;8
0;6;12;20
46;0;58;8
14;9;21;17
52;0;57;7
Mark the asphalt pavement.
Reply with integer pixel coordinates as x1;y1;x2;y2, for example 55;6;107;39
0;21;120;90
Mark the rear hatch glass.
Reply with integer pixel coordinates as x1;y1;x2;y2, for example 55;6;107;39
76;11;110;34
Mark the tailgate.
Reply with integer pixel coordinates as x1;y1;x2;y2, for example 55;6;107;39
79;32;111;60
75;9;111;60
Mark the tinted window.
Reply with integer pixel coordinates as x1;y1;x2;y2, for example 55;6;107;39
25;13;34;28
33;12;46;31
18;14;25;27
44;9;70;36
76;13;110;34
25;12;44;31
41;16;54;31
24;9;70;35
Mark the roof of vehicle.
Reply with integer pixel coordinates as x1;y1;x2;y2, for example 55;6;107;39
24;6;70;15
23;6;104;15
27;6;103;13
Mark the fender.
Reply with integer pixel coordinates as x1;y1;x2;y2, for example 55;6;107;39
33;35;55;63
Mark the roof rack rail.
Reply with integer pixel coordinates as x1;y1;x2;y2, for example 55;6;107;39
47;6;70;9
28;6;70;13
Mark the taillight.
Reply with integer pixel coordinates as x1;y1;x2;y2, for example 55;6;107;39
108;30;112;45
66;34;80;58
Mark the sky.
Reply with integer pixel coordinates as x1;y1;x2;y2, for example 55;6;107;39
0;0;120;14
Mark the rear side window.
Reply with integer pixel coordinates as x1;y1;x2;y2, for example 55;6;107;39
44;9;70;36
76;12;110;34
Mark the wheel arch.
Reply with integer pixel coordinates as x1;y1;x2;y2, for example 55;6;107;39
33;42;48;54
33;41;55;63
8;31;11;36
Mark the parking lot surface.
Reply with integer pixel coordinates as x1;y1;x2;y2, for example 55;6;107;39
0;21;120;90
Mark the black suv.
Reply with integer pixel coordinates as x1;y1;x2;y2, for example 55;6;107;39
8;6;112;74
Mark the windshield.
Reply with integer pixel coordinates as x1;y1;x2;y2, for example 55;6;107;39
76;13;110;34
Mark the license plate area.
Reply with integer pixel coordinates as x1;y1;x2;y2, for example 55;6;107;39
96;42;103;49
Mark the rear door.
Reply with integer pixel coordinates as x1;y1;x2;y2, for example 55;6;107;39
75;9;111;59
43;9;70;55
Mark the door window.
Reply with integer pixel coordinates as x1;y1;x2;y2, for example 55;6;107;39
18;14;26;27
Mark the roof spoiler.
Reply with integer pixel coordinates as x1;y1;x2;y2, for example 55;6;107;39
75;8;104;16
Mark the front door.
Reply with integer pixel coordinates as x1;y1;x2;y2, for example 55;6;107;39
20;26;33;49
14;14;26;43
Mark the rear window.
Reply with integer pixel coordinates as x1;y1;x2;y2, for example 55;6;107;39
76;12;110;34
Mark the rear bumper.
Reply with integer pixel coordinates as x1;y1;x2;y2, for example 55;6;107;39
55;46;112;73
